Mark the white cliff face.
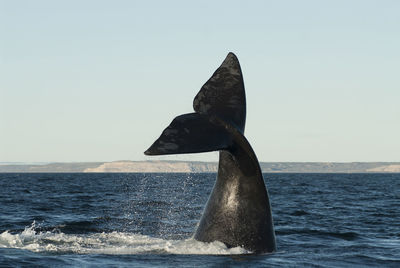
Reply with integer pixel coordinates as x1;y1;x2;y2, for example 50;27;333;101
367;165;400;173
1;161;400;173
83;161;218;173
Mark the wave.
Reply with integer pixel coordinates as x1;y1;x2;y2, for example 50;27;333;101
0;222;249;255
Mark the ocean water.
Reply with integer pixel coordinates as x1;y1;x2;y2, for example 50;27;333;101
0;173;399;267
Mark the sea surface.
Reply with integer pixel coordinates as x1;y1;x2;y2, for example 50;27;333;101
0;173;399;267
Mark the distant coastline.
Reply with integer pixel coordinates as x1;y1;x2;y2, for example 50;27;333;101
1;161;400;173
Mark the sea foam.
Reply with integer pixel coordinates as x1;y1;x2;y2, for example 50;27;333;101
0;222;249;255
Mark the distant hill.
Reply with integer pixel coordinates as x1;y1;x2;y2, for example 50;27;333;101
259;162;400;173
1;161;400;173
0;162;103;173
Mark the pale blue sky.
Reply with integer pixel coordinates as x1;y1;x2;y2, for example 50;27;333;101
1;0;399;162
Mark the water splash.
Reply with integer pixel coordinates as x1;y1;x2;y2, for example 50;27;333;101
0;222;249;255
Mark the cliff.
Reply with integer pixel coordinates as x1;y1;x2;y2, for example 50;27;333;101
1;161;400;173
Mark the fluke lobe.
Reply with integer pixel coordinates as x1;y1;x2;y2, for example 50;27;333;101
144;53;276;253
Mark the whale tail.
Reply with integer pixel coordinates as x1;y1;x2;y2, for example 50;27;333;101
193;52;246;133
144;52;245;156
144;53;276;253
144;113;232;155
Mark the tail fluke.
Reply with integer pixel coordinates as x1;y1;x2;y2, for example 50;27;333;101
193;52;246;133
144;113;231;156
145;52;246;156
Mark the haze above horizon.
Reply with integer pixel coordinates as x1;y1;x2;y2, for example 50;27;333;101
1;0;399;163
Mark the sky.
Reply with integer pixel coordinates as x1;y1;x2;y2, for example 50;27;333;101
1;0;399;163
